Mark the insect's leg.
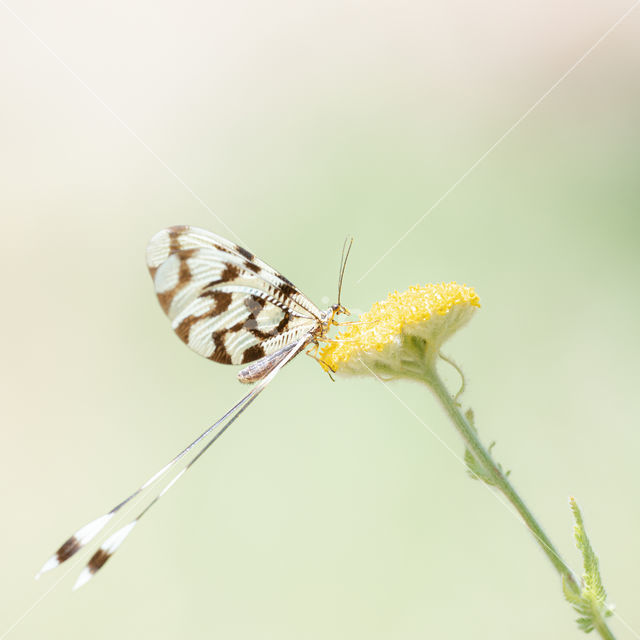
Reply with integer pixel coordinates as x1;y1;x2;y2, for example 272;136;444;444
305;341;319;359
332;320;375;327
305;341;337;379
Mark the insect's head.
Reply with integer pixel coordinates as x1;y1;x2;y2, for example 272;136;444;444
329;302;349;325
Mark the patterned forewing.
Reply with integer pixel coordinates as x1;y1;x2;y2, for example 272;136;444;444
148;237;320;365
147;225;322;318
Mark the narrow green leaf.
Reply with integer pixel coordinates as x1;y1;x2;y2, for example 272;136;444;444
563;497;614;636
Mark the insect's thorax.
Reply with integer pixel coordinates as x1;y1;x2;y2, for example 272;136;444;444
318;303;347;337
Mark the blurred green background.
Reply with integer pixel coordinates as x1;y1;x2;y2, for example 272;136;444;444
1;1;639;638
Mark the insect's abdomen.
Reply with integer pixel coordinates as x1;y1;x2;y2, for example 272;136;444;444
237;341;304;383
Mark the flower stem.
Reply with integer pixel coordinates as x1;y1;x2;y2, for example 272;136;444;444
420;366;618;638
593;616;617;640
422;368;580;581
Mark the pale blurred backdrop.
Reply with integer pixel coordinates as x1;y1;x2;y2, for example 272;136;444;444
1;1;639;638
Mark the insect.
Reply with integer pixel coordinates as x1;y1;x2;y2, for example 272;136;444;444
36;225;351;589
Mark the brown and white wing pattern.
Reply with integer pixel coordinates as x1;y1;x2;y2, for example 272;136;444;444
146;226;322;375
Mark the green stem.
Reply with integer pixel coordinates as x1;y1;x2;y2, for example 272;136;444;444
423;366;573;580
418;366;616;640
592;613;616;640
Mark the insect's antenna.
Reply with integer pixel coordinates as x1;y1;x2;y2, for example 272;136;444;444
36;337;307;590
337;237;354;307
336;239;347;296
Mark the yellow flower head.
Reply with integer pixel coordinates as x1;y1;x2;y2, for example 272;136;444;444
320;283;480;378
